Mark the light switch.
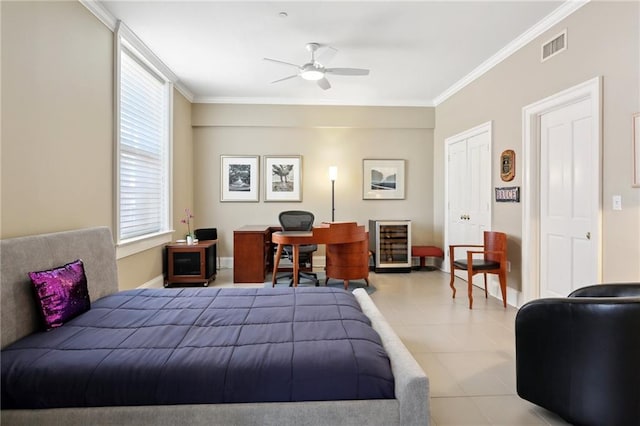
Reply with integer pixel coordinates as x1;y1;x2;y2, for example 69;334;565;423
612;195;622;210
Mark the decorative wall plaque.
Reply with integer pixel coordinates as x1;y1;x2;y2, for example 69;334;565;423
500;149;515;182
495;186;520;203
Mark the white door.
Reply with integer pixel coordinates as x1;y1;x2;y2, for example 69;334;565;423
539;98;597;298
445;122;492;285
448;139;469;252
466;133;492;240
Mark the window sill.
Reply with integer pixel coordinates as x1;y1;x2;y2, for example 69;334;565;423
116;231;173;259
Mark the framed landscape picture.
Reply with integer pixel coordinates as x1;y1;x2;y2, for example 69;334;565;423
264;155;302;202
363;159;406;200
220;155;259;202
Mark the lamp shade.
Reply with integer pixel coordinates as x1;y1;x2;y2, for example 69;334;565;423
329;166;338;181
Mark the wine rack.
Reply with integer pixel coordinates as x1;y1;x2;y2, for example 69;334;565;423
369;220;412;272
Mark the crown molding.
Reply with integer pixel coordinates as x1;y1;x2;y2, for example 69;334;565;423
116;22;178;82
80;1;195;102
79;0;117;30
81;0;587;108
433;0;590;106
174;83;195;103
193;96;434;108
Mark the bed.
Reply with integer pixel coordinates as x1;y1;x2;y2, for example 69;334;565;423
1;227;429;425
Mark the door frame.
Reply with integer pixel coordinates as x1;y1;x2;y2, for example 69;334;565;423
521;76;602;305
444;120;493;273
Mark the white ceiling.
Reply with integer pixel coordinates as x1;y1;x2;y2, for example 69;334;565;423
96;0;573;106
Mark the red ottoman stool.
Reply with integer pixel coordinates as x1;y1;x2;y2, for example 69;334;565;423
411;246;444;270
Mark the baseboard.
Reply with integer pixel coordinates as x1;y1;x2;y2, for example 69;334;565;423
486;279;520;308
138;274;165;289
219;257;233;269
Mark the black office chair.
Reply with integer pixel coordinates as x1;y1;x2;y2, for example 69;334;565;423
275;211;318;286
194;228;218;273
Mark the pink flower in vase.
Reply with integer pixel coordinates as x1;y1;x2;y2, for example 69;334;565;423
180;208;194;239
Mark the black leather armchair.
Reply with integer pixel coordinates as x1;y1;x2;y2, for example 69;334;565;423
515;283;640;426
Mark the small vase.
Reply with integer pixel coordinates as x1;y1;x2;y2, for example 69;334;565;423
186;235;193;245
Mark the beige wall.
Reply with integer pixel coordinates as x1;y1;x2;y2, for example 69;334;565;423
434;0;640;290
1;0;113;237
1;1;194;290
192;104;435;259
3;1;637;292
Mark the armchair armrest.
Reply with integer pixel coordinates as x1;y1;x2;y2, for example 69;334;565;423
449;244;484;259
465;250;506;265
465;249;505;257
568;282;640;298
516;295;640;425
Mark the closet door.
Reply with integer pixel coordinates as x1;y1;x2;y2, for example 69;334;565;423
445;122;492;286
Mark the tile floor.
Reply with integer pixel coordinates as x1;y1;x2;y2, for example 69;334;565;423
365;270;570;426
170;267;571;426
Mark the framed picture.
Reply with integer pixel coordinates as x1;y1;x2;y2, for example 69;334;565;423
633;113;640;187
363;159;406;200
220;155;259;202
264;155;303;202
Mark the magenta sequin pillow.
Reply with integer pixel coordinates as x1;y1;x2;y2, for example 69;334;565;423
28;259;91;330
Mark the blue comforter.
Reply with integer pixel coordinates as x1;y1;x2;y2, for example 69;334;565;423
1;287;394;408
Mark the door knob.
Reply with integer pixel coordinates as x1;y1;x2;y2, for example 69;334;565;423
586;232;591;240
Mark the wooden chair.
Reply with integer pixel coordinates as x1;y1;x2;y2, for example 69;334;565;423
449;231;507;309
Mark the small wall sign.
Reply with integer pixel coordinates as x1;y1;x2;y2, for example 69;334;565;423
495;186;520;202
500;149;516;182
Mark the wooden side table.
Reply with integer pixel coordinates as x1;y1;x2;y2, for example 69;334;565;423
164;240;217;287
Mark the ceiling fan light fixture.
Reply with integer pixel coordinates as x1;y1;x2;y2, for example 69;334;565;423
300;69;324;81
265;43;369;90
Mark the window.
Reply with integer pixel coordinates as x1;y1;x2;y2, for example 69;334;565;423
115;22;173;257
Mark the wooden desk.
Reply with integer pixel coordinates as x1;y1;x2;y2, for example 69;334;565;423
271;222;369;289
233;225;277;283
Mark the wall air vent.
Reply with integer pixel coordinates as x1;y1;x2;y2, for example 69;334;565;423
541;29;567;62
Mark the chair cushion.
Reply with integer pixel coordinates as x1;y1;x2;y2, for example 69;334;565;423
283;244;317;256
411;246;444;258
453;259;500;271
299;244;317;253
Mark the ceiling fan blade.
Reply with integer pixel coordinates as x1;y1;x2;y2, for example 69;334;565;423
316;46;338;65
317;77;331;90
326;68;370;76
271;74;299;84
263;58;300;68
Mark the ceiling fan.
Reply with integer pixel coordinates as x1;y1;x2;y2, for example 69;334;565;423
264;42;370;90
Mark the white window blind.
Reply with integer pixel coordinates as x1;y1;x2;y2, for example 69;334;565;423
118;47;170;242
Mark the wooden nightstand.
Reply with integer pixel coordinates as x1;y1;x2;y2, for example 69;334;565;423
164;240;217;287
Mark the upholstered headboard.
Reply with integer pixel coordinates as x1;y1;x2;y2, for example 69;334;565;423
1;227;119;348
